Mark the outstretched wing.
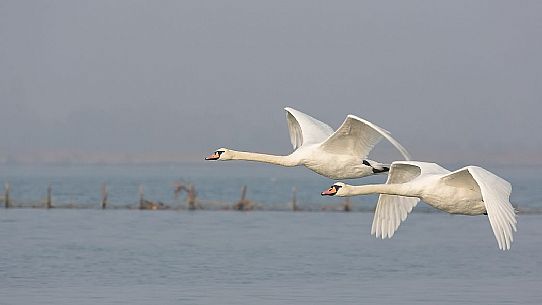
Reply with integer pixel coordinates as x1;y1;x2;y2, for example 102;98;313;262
284;107;334;151
319;115;411;160
442;166;516;250
371;162;424;238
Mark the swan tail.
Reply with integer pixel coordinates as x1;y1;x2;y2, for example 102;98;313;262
363;160;390;174
372;163;390;174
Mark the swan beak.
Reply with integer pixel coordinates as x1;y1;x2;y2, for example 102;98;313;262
205;152;220;160
321;187;337;196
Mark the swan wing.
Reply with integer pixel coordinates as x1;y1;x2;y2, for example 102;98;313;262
284;107;334;151
371;162;422;239
319;115;411;160
372;195;420;239
399;161;450;176
442;166;516;250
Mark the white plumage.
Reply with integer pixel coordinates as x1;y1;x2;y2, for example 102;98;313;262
206;107;411;180
323;161;517;250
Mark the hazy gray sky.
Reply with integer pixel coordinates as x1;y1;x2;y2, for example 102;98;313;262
1;1;541;164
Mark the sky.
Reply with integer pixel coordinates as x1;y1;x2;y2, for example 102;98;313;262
1;1;541;165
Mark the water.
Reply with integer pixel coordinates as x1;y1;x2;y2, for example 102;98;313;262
1;163;541;304
0;162;540;211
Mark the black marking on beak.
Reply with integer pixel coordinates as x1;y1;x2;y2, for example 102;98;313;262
321;185;342;196
205;150;224;160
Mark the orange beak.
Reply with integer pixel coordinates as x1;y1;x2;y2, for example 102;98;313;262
321;186;337;196
205;152;220;160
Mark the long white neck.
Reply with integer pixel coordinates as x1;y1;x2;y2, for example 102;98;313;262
343;183;416;197
229;150;299;167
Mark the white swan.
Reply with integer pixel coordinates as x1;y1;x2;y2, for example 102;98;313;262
205;107;411;180
321;161;517;250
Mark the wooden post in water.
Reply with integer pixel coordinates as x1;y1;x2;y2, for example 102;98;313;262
4;182;10;208
234;185;253;211
174;181;198;210
343;197;351;212
46;183;52;209
291;187;299;211
240;185;247;203
187;184;197;210
101;183;108;209
139;185;144;209
173;182;182;200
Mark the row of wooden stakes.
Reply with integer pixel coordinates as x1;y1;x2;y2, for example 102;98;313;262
1;182;352;212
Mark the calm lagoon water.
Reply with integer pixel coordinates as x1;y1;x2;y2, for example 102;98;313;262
0;162;540;211
1;163;541;304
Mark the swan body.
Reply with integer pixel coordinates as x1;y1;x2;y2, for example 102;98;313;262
322;161;517;250
206;107;411;180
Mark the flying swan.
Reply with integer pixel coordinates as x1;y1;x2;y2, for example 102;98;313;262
205;107;411;180
321;161;517;250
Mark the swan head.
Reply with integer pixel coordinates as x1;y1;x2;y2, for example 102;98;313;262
321;182;346;196
205;148;232;160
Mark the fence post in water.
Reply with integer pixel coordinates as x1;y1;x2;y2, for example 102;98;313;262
291;187;299;211
101;183;108;209
187;184;197;210
4;182;10;208
343;197;351;212
240;185;247;203
234;185;253;211
173;182;182;200
46;183;52;209
174;181;197;210
139;185;144;209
